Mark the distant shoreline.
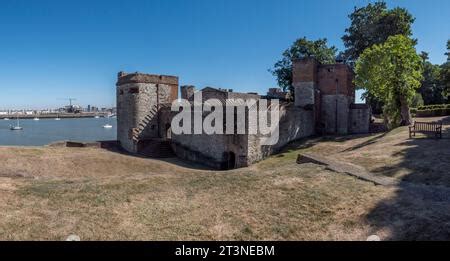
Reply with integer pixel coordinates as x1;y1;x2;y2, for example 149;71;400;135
0;113;110;119
0;140;118;148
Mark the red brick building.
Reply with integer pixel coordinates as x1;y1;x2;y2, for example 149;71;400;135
293;57;369;134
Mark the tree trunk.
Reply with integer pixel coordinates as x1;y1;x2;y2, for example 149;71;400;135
399;96;412;126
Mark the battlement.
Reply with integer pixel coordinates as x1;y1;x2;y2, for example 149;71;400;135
116;72;178;86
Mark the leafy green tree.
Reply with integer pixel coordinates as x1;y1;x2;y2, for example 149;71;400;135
342;2;415;64
411;93;424;108
446;40;450;60
419;51;429;63
270;37;337;94
342;2;415;114
355;35;423;127
418;51;445;105
441;40;450;97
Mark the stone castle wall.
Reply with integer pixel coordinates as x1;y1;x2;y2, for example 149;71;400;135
247;104;315;163
171;102;315;169
170;104;249;169
321;95;352;135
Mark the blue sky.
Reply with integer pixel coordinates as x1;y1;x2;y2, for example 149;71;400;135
0;0;449;109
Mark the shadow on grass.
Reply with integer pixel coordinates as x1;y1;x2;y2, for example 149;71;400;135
341;132;389;152
97;140;216;171
279;132;381;154
364;117;450;240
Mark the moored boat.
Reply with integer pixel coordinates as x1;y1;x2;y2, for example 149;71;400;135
10;116;23;130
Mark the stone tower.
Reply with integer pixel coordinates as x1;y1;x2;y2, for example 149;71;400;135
292;57;318;108
292;57;362;135
116;72;178;153
316;64;355;135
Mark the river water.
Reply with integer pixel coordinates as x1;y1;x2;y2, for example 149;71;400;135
0;117;117;146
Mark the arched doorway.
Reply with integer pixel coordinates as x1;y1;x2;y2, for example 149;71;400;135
165;123;172;140
221;151;237;170
227;151;236;169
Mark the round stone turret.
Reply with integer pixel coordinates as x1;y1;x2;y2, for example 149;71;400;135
116;72;178;153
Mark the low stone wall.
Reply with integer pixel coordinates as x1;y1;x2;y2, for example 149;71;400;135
47;141;104;148
247;105;315;164
349;104;371;134
171;141;227;169
171;103;315;169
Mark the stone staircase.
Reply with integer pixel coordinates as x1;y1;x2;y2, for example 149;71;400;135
131;105;159;143
128;105;174;158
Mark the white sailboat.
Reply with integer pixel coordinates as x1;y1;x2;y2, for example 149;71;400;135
10;116;23;130
4;118;9;121
33;117;40;121
55;113;61;120
102;116;113;128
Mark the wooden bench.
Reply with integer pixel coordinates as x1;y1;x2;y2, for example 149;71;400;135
409;121;443;139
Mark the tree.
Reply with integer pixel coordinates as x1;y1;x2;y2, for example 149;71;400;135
355;35;423;127
411;93;424;108
417;51;445;105
441;40;450;97
270;37;337;94
342;2;415;65
342;2;415;114
419;51;429;63
446;40;450;61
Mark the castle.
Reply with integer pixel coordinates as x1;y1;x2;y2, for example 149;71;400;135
116;57;370;169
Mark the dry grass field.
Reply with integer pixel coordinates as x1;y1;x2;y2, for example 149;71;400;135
0;116;449;240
